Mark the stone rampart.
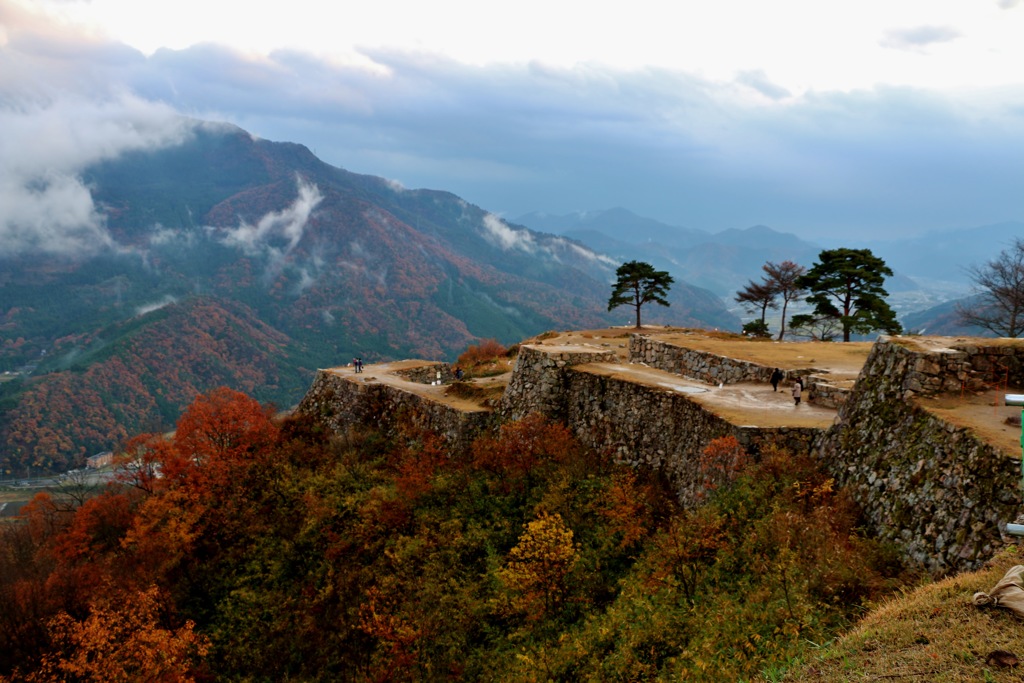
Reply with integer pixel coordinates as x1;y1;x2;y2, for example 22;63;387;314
817;337;1024;573
499;344;618;421
807;378;850;409
630;334;774;385
297;370;492;455
297;334;1024;574
561;367;821;506
395;363;454;385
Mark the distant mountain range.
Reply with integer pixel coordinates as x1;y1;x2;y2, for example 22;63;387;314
1;122;737;473
516;208;1023;333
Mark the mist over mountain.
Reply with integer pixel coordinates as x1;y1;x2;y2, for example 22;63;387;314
1;121;739;472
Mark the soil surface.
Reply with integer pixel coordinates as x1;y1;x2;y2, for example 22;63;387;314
323;360;497;412
528;327;873;386
582;361;837;428
917;389;1024;458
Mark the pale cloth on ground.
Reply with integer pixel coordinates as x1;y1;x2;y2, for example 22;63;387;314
973;565;1024;618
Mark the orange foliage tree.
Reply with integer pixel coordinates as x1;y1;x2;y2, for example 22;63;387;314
696;435;751;500
16;586;209;683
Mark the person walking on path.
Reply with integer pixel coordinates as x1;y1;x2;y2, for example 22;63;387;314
792;377;803;406
770;368;783;392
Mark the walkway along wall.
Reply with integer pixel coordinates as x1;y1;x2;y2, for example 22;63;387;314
629;333;852;408
297;367;492;455
816;337;1024;573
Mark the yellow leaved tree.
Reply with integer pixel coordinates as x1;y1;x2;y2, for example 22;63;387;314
497;512;579;618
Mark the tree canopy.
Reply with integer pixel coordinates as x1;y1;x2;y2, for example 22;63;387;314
607;261;674;329
0;386;905;682
796;248;900;342
956;238;1024;337
763;260;806;340
735;260;806;340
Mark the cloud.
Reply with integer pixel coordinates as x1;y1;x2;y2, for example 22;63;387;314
0;94;192;258
480;213;537;252
3;0;1024;246
735;70;792;100
135;295;178;317
880;26;962;51
216;176;323;265
998;0;1021;8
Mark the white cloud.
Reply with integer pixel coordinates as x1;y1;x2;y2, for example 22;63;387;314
135;294;178;316
481;213;536;252
880;26;962;51
216;176;323;260
0;94;191;257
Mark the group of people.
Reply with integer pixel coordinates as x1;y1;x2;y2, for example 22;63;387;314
352;357;364;373
770;367;804;406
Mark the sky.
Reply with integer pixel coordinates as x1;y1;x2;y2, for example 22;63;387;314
2;0;1024;249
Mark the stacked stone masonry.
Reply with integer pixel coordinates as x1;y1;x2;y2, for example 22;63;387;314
817;337;1024;573
628;333;851;408
297;335;1024;575
395;363;455;385
297;369;491;456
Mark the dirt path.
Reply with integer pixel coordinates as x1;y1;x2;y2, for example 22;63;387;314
585;362;837;428
323;361;495;412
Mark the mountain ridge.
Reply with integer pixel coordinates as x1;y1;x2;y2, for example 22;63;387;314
0;121;738;472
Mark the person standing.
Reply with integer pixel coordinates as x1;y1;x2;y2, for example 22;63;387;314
770;368;783;392
792;377;802;406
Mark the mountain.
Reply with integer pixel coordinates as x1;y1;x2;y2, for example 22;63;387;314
515;209;823;297
516;207;712;249
863;222;1024;285
0;121;738;472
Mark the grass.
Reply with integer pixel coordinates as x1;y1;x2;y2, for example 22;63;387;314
780;544;1024;682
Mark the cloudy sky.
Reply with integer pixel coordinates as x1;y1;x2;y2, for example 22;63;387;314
3;0;1024;244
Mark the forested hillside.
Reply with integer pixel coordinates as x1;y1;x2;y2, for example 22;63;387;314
0;388;906;681
0;121;738;474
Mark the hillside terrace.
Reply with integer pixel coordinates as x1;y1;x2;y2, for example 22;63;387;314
322;327;1024;456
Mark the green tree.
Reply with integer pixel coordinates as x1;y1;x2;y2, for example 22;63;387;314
796;248;900;342
608;261;674;329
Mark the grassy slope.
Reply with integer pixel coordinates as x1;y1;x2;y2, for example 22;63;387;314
782;545;1024;682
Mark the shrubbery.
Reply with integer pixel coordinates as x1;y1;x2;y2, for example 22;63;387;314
0;392;907;682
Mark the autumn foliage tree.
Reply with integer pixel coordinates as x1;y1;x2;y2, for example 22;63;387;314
0;388;905;682
20;586;208;683
497;512;580;617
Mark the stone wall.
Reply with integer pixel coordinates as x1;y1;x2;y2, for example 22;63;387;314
886;338;1024;398
296;370;492;455
296;334;1024;575
817;337;1024;573
561;367;822;506
628;334;836;404
630;334;775;385
395;363;454;385
499;344;618;421
806;378;850;409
